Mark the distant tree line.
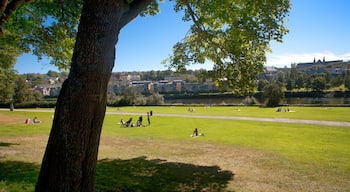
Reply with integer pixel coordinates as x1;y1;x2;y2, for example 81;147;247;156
0;70;67;107
1;62;350;108
258;63;350;92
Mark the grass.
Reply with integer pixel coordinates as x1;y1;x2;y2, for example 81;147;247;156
103;114;350;172
96;157;233;192
0;161;39;192
1;106;350;191
107;105;350;122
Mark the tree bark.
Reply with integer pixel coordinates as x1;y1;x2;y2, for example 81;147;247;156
36;1;128;191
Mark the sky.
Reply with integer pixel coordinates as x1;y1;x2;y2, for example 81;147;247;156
14;0;350;74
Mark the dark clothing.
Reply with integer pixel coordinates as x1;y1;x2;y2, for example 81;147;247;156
126;118;133;127
193;128;198;136
147;112;151;125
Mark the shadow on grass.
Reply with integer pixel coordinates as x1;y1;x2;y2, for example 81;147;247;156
0;142;20;159
0;161;39;191
96;156;234;192
0;142;19;147
0;157;234;192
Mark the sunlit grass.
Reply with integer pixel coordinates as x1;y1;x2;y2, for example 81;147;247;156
106;106;350;122
103;113;350;173
1;106;350;191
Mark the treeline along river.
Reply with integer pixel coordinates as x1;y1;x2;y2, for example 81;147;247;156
163;91;350;105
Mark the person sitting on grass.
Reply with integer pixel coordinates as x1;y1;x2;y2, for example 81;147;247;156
137;116;143;127
120;119;126;127
193;128;198;136
191;128;204;137
125;117;133;127
25;118;31;124
33;117;41;124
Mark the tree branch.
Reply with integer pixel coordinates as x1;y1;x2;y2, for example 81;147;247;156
181;0;229;62
181;0;204;33
0;0;30;34
119;0;153;29
0;0;8;15
1;0;24;24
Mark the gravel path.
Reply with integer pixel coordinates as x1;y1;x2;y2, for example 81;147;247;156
2;108;349;127
106;111;350;127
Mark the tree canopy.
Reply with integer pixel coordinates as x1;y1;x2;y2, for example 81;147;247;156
2;0;290;94
0;67;16;103
164;0;290;95
0;0;82;69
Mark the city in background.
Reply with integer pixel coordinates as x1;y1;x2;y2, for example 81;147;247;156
2;58;350;107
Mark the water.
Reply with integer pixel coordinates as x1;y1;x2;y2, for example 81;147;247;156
164;97;350;105
283;97;350;105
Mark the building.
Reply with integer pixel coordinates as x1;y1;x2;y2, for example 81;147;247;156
297;57;344;75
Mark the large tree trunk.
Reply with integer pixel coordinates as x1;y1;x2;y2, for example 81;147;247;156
35;1;127;191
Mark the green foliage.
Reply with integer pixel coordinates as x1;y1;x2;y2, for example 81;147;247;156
345;69;350;90
46;70;60;78
270;62;350;92
1;1;82;70
330;74;345;88
13;76;35;104
0;33;22;69
166;0;290;95
22;73;46;86
257;79;268;91
146;93;164;105
311;76;326;92
122;86;146;105
285;78;293;90
0;68;17;103
139;0;162;16
263;82;283;107
110;88;164;106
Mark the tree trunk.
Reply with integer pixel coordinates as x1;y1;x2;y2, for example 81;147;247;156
36;1;127;191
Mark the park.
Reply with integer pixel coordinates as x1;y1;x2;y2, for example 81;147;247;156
1;106;349;191
1;1;350;191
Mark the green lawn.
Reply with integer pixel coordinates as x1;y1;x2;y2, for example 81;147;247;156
0;106;350;191
103;113;350;173
107;105;350;122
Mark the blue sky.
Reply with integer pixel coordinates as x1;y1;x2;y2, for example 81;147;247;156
14;0;350;74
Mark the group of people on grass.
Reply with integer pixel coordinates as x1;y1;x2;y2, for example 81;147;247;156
119;111;152;128
276;107;294;112
118;110;204;138
25;117;41;124
187;108;195;112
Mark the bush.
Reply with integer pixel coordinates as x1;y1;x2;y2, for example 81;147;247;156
146;94;164;105
8;101;56;108
263;82;283;107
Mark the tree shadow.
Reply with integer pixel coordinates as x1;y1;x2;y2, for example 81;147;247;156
0;142;19;159
0;161;40;191
96;156;235;192
0;157;235;192
0;142;19;147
